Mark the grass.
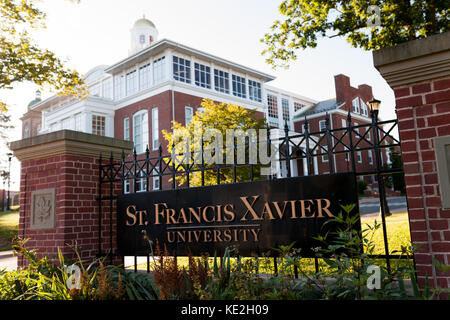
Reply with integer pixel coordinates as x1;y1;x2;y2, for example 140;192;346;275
128;211;413;274
0;208;19;251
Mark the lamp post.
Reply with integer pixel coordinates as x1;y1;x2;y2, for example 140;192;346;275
6;152;12;211
368;99;391;217
368;98;392;272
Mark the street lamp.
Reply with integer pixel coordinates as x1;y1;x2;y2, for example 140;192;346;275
367;98;391;219
6;152;12;211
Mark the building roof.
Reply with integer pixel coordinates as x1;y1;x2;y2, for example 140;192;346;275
104;38;276;82
133;17;156;29
293;98;345;120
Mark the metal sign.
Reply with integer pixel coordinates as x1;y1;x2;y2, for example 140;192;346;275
117;173;360;257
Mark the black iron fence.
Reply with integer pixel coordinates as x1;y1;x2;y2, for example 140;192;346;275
98;110;411;275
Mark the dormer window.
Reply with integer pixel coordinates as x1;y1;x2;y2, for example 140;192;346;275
352;98;360;113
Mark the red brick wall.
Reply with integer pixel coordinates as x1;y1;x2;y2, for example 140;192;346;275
394;76;450;289
18;154;109;267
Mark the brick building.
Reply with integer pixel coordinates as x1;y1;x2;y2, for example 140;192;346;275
20;17;390;188
292;74;395;189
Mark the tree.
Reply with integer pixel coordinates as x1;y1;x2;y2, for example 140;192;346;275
0;0;86;112
162;99;266;187
262;0;450;67
389;148;406;194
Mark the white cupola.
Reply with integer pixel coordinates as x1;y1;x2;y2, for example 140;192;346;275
129;15;159;55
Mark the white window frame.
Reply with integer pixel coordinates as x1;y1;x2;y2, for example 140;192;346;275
360;98;368;116
185;106;193;125
173;55;191;84
92;114;106;136
281;98;290;122
214;68;230;94
194;62;211;89
352;98;360;113
124;117;130;140
368;150;373;165
319;120;327;131
153;56;166;85
133;110;149;154
232;74;246;98
267;94;278;119
357;151;362;163
248;80;262;103
152;108;159;151
135;169;148;193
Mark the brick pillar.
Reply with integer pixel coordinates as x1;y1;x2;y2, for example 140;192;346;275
374;32;450;292
10;130;133;268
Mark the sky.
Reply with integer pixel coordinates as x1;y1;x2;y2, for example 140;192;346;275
1;0;396;191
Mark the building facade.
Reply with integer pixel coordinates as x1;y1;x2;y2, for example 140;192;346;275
20;17;390;190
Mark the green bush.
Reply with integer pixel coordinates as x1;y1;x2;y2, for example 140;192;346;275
357;180;368;195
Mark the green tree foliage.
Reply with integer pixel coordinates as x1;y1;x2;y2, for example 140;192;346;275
0;0;87;111
389;148;406;194
162;99;266;187
262;0;450;67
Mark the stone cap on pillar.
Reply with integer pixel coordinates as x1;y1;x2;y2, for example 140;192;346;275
373;31;450;88
10;130;134;161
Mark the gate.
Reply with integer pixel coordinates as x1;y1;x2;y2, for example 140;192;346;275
97;110;411;275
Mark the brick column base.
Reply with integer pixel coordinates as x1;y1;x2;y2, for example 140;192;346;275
11;130;132;268
374;32;450;294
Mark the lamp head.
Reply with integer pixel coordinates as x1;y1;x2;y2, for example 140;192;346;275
368;98;381;113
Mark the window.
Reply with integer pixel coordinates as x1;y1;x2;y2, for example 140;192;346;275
352;98;360;113
248;80;262;102
368;150;373;164
319;120;327;131
294;102;304;112
344;146;349;162
153;56;166;85
139;34;145;44
135;169;148;193
139;63;151;90
24;124;30;138
357;151;362;163
74;114;82;131
360;98;368;116
124;117;130;140
232;75;246;98
152;168;160;190
214;69;229;94
133;111;149;154
267;95;278;119
126;70;138;96
153;176;160;190
152;108;159;150
281;98;290;122
102;80;112;99
194;63;211;89
173;56;191;83
341;119;347;128
185;106;193;125
50;122;59;132
92;115;105;136
124;179;130;194
114;74;126;100
62;117;72;130
89;83;100;97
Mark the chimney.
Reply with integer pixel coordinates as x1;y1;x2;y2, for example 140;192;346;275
358;84;373;104
334;74;350;103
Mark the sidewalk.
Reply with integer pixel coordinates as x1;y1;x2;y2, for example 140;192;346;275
0;250;17;271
